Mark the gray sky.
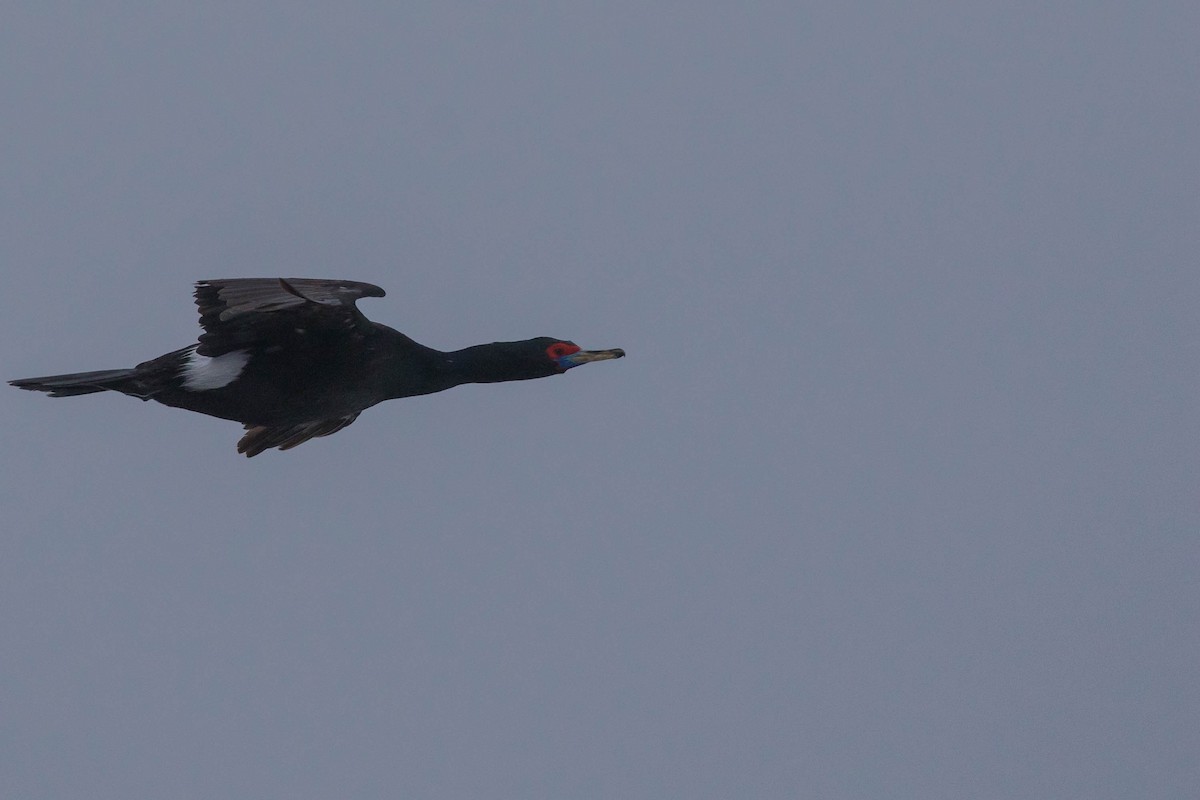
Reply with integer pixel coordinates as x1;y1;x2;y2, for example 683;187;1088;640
2;3;1196;798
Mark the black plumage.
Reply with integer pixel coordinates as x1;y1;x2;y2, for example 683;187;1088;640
11;278;625;456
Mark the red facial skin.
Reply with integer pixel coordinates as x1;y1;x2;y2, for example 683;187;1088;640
545;342;580;360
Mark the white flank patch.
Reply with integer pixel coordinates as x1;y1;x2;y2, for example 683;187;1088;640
181;347;250;391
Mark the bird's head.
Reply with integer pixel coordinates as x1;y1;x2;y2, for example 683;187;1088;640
540;338;626;374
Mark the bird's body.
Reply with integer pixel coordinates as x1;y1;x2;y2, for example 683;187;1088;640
11;278;624;456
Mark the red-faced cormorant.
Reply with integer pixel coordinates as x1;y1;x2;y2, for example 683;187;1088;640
10;278;625;456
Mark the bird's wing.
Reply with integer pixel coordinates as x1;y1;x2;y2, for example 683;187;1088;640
236;414;360;457
193;278;387;356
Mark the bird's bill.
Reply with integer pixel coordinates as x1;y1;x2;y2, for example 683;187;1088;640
558;348;626;368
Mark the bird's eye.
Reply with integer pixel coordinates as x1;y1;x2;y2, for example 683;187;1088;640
546;342;581;360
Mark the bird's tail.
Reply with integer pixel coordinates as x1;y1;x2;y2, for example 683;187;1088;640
10;368;140;398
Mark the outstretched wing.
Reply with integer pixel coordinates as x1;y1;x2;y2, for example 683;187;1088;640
236;414;360;457
193;278;387;356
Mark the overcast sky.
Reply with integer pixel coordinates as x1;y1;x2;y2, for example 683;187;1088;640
2;3;1196;798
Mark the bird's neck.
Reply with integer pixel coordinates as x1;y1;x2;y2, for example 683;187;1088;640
373;329;548;401
376;343;514;399
437;343;528;385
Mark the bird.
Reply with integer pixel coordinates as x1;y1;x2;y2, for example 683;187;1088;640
10;278;625;456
